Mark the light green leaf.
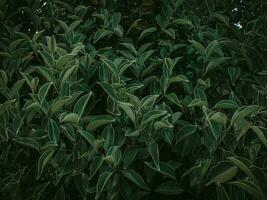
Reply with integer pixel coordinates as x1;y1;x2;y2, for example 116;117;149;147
155;181;184;195
73;92;92;118
123;147;138;169
87;115;116;131
173;18;193;26
47;36;57;54
214;100;239;110
154;120;173;130
95;172;113;199
205;57;231;74
139;95;159;110
142;110;167;126
47;119;60;143
61;113;79;124
37;150;55;179
230;180;267;200
50;96;72;114
39;51;54;68
56;54;75;69
216;183;230;200
139;27;157;40
189;40;205;57
94;29;113;44
146;142;160;170
98;82;117;100
229;105;260;129
78;130;95;146
205;40;219;62
170;75;189;83
62;65;77;82
0;70;8;87
206;166;237;186
251;126;267;148
209;112;228;126
38;82;53;103
35;66;54;82
122;169;150;191
100;58;118;78
176;124;197;143
118;102;135;124
227;157;255;181
14;137;40;151
90;156;104;179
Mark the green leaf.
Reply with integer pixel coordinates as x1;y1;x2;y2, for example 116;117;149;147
39;51;54;68
37;150;54;179
118;102;136;124
230;180;267;200
69;20;83;31
71;45;85;55
32;30;45;42
170;75;190;83
154;181;184;195
56;19;69;32
122;169;150;191
227;157;255;181
206;166;237;186
47;119;60;143
62;65;77;82
0;70;8;87
251;126;267;148
139;95;159;110
214;100;239;110
14;137;40;151
146;142;160;170
94;29;113;44
50;96;72;114
123;147;138;169
209;112;228;126
213;13;229;26
142;110;167;126
188;99;208;107
216;183;230;200
205;57;231;74
90;156;104;179
95;172;113;199
173;18;193;26
73;92;92;118
229;105;261;129
176;124;197;142
35;66;54;82
98;82;117;100
138;27;157;40
100;57;118;78
61;113;79;124
111;13;121;28
205;40;219;62
47;36;57;54
56;54;75;69
10;79;25;97
78;130;95;146
189;40;205;57
87;115;116;131
38;82;53;103
120;43;138;55
154;120;173;130
228;67;241;85
145;162;176;180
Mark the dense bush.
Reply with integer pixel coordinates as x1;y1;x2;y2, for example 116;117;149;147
0;0;267;199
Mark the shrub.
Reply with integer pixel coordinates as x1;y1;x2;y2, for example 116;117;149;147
0;0;267;199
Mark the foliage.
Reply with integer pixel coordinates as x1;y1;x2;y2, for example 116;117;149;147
0;0;267;199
